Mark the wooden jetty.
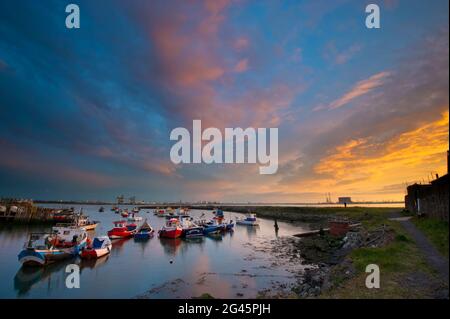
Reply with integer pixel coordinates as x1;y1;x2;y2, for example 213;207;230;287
0;200;62;224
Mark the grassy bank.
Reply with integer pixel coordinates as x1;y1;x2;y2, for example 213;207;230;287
321;219;444;298
412;217;449;258
221;206;402;226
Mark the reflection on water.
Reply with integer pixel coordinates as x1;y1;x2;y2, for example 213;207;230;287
1;206;310;298
80;255;110;270
159;238;182;256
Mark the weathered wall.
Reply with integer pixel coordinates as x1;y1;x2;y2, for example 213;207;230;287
405;174;449;222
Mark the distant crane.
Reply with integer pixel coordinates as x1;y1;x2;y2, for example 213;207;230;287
116;195;125;204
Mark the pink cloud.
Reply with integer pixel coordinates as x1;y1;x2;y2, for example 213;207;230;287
233;58;249;73
234;37;249;50
315;71;391;111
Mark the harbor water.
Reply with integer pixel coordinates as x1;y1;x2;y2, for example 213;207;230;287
0;205;311;298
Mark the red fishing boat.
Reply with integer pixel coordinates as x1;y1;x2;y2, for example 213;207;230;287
107;221;137;239
80;236;112;259
158;218;182;239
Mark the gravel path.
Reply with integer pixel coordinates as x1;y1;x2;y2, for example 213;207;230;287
390;213;449;283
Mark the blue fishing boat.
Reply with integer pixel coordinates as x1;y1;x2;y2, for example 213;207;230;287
134;220;154;240
184;227;204;238
202;221;221;235
179;217;204;238
224;220;234;231
18;233;83;267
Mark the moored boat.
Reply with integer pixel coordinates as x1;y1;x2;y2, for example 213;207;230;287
80;236;112;259
51;224;88;249
99;206;105;212
75;214;99;231
134;219;154;240
180;217;204;238
127;213;142;222
199;220;222;235
107;221;137;239
18;233;80;267
236;213;259;226
158;218;183;239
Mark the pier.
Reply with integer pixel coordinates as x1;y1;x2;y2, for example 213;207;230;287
0;200;59;223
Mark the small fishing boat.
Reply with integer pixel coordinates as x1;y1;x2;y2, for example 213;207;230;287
18;233;81;267
80;236;112;259
180;217;204;238
132;207;139;213
99;206;104;212
75;214;99;231
111;206;118;211
51;224;89;248
127;213;142;222
121;210;129;218
52;209;75;223
200;220;222;235
236;213;259;226
134;220;154;240
107;221;138;239
158;218;183;239
155;208;167;217
222;220;235;231
177;207;190;217
213;209;224;220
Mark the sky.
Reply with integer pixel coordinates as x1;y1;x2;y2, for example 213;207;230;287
0;0;448;203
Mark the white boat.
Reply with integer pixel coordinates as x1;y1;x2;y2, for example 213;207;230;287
236;213;259;226
51;224;89;248
80;236;112;259
127;213;143;222
75;214;99;230
18;232;83;266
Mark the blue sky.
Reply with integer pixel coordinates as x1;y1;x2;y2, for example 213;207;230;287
0;0;448;202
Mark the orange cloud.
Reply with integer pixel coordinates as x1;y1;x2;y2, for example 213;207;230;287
311;111;449;200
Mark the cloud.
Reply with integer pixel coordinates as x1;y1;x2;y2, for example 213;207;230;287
313;111;449;197
234;37;249;50
315;71;391;111
324;41;362;65
233;58;249;73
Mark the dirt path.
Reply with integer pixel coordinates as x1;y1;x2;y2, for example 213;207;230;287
390;214;449;283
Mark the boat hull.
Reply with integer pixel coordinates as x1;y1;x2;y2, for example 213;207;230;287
182;227;204;238
134;230;154;240
18;249;74;267
203;225;221;235
80;247;111;259
83;223;98;231
108;231;135;239
236;220;259;226
159;228;182;239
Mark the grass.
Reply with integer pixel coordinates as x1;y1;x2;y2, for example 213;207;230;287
412;217;449;258
321;220;441;298
221;206;401;226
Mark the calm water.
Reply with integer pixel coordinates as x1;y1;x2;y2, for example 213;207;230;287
0;205;310;299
